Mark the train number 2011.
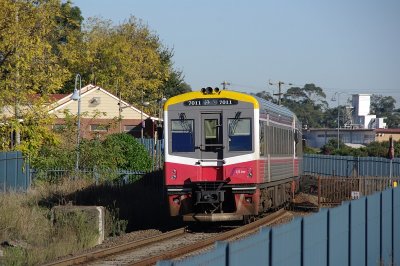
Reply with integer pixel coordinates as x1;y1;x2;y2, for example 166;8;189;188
187;100;202;106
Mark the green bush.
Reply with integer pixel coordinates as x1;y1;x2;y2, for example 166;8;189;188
102;133;152;170
32;133;152;173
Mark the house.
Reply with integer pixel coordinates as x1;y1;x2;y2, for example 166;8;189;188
303;128;376;148
49;84;159;139
375;129;400;142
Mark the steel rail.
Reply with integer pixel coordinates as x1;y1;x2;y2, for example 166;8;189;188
130;209;289;266
44;227;186;266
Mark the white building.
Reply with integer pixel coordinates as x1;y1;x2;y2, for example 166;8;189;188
351;94;386;129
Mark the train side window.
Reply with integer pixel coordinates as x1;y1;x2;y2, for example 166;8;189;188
171;119;194;152
228;118;252;151
259;121;265;156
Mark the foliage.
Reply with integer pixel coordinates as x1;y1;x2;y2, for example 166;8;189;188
78;16;170;106
282;84;328;128
252;91;276;103
0;1;187;160
370;94;396;116
102;133;152;170
0;0;75;157
0;180;111;265
319;139;400;158
33;129;152;173
385;112;400;128
162;69;192;98
303;145;319;154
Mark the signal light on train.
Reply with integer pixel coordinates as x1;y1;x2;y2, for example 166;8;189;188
201;87;221;94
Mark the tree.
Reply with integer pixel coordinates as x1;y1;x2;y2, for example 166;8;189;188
101;133;152;170
162;70;191;99
386;113;400;128
282;84;328;128
77;16;170;107
252;91;275;103
0;0;78;156
370;94;396;117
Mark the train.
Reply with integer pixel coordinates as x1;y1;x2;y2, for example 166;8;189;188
163;87;302;222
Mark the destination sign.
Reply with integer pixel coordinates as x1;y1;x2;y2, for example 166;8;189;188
184;98;238;106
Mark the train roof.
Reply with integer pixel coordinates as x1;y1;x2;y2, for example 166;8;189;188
253;95;296;121
165;89;300;126
164;90;259;110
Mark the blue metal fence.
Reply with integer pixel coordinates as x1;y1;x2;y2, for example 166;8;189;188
303;154;400;177
158;188;400;266
139;138;164;170
0;151;30;192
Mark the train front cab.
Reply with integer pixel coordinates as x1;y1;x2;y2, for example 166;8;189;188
164;90;262;222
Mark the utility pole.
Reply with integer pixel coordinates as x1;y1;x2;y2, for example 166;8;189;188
269;80;292;105
221;81;230;90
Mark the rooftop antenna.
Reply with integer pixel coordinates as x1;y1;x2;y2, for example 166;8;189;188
221;81;231;90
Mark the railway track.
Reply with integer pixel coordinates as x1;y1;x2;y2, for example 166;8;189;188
45;209;291;266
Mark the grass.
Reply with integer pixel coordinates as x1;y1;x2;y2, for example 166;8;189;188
0;178;107;265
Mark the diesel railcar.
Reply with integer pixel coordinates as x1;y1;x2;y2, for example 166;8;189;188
164;87;302;222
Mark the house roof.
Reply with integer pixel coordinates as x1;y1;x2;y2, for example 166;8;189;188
49;84;158;120
375;128;400;134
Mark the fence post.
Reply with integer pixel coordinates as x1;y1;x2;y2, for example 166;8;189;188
318;176;321;208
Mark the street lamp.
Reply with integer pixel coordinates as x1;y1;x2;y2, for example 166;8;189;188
158;96;167;121
331;92;345;150
71;74;82;172
157;96;167;137
141;90;150;140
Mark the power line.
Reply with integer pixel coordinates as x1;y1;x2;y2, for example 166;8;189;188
268;80;293;105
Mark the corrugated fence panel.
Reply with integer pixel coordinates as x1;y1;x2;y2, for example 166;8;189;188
329;203;350;266
0;151;30;192
366;193;381;266
381;189;392;265
303;154;400;178
350;197;366;266
359;157;389;177
394;188;400;264
6;152;17;189
271;218;302;266
228;227;270;266
303;154;353;177
302;209;328;266
0;152;6;191
158;188;400;266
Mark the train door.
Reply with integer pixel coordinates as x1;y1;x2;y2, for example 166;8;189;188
200;113;223;161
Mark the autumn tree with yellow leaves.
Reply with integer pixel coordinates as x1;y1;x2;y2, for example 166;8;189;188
0;0;188;162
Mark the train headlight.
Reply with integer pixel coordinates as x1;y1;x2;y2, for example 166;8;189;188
247;168;253;178
245;197;252;203
171;169;177;180
201;87;220;94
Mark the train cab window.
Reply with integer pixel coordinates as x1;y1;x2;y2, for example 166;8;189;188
171;119;194;152
228;118;252;151
204;119;219;151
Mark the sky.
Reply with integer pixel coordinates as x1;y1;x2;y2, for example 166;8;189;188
71;0;400;107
